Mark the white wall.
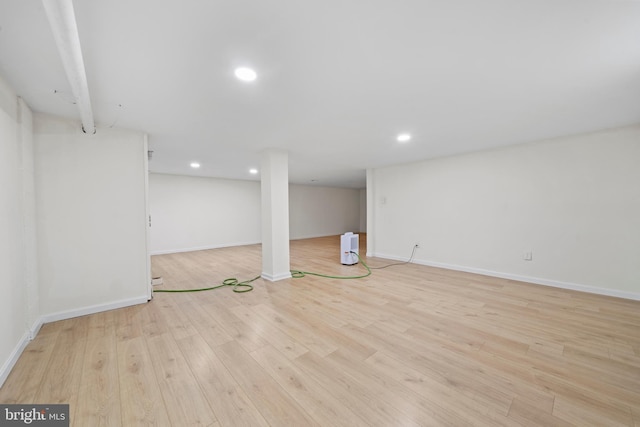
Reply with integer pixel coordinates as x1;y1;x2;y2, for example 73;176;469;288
1;75;150;386
0;76;37;387
149;174;362;254
35;114;150;318
370;125;640;299
149;173;262;254
289;184;361;240
18;98;39;334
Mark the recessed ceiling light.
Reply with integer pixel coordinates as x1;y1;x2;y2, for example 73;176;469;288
190;162;200;168
234;67;257;82
397;133;412;143
249;168;258;174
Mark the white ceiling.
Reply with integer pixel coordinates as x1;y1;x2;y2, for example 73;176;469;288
1;0;639;188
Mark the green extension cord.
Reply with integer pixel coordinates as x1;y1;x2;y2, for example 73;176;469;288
154;252;370;294
290;251;371;279
153;276;261;293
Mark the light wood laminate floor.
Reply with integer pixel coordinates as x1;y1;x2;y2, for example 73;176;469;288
1;236;639;426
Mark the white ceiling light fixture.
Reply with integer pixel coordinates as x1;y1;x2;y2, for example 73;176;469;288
396;133;412;143
190;162;201;168
42;0;96;134
234;67;257;82
249;168;258;174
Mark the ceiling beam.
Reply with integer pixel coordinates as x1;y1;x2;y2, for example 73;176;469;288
42;0;95;134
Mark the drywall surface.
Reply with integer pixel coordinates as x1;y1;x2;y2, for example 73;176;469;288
370;125;640;298
18;98;38;332
34;114;150;316
289;184;361;239
0;76;36;386
149;173;262;254
149;174;362;254
359;188;367;233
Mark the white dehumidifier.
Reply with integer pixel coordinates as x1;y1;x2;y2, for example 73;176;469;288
341;232;359;265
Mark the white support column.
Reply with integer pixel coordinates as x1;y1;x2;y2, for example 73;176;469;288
261;149;291;281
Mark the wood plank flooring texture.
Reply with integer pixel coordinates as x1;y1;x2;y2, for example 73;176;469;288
1;236;639;426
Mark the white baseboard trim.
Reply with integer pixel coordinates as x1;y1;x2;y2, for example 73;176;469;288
40;295;149;324
0;331;31;388
29;318;43;340
151;241;261;256
262;271;292;282
372;252;640;301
